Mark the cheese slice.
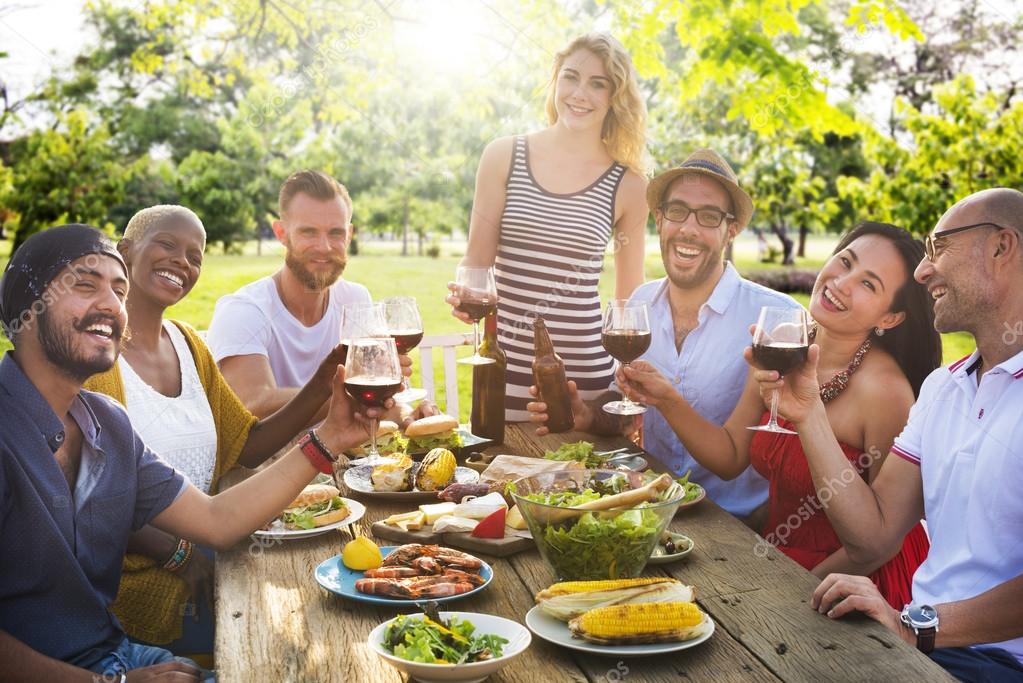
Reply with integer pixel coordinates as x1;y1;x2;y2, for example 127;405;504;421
384;510;426;526
418;502;456;524
396;513;425;532
433;516;479;533
506;505;528;530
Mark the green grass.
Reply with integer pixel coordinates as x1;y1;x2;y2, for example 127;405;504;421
0;234;975;420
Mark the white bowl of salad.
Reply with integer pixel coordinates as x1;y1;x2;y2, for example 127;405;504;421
368;610;531;683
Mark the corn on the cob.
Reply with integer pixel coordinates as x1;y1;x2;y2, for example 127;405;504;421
536;577;672;601
568;602;709;645
415;448;456;491
539;581;695;622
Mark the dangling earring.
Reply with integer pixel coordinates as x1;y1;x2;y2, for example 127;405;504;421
874;327;885;337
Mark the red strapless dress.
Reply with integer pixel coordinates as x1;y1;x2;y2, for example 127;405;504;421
750;413;929;609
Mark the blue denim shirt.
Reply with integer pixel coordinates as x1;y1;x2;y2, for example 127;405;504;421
618;264;801;517
0;354;186;669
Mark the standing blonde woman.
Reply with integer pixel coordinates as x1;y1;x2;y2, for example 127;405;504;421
447;33;649;421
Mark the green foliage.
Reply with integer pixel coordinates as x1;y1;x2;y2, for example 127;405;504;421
839;77;1023;234
4;111;137;250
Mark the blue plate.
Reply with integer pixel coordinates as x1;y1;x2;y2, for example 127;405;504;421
314;546;493;605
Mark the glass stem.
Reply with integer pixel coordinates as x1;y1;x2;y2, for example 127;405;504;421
620;362;633;407
768;389;781;427
369;416;379;456
473;320;481;357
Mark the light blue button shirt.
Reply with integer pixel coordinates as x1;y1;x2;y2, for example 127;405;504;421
619;263;801;518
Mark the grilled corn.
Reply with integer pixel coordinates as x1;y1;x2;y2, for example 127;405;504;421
415;448;456;491
568;601;709;645
539;581;695;621
536;577;673;601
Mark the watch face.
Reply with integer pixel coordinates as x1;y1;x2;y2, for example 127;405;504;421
907;604;939;628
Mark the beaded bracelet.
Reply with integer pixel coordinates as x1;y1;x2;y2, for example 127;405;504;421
163;538;194;573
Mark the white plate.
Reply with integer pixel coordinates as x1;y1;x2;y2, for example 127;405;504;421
369;611;531;683
344;464;480;501
252;498;366;540
524;604;714;657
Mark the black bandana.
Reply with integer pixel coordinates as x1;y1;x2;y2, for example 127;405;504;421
0;224;126;343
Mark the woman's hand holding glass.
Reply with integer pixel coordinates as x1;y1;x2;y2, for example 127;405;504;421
746;340;823;427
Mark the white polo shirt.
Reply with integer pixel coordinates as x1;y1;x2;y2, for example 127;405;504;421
892;348;1023;663
207;275;371;388
617;265;801;518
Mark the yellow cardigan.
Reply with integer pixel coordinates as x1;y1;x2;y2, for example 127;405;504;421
84;320;259;644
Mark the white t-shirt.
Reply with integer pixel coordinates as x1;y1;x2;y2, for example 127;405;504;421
206;274;371;388
120;320;219;494
892;348;1023;663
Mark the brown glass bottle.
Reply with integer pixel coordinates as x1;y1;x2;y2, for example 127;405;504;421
470;308;506;443
532;317;575;433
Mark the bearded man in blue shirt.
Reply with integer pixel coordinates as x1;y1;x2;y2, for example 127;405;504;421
0;225;375;682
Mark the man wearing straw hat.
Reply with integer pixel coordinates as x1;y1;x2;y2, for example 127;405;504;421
529;149;800;524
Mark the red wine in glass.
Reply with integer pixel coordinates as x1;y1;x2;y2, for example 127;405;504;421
601;330;652;364
344;376;403;408
390;329;424;354
752;342;808;375
456;299;497;323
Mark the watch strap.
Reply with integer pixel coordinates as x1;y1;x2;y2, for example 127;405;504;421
299;432;334;475
916;626;936;654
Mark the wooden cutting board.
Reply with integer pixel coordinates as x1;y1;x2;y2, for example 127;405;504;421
370;521;535;558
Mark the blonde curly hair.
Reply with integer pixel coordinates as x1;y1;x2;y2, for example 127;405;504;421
544;33;649;175
123;205;205;244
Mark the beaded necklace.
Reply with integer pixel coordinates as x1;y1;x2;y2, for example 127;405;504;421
810;324;872;404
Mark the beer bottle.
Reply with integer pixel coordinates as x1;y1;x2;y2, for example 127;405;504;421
471;307;506;443
532;317;575;433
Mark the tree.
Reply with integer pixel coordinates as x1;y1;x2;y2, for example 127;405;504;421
4;111;136;251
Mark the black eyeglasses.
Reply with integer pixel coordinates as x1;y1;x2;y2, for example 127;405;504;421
659;201;733;229
924;222;1007;261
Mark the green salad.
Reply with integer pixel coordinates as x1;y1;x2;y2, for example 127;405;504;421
382;614;508;665
676;470;704;503
543;441;605;469
517;474;679;580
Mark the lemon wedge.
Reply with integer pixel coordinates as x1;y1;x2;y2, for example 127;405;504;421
341;536;382;571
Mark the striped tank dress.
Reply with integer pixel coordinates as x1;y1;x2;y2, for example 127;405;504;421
495;135;627;421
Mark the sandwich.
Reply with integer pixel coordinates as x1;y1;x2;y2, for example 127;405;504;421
281;484;350;530
405;414;463;452
346;420;408;457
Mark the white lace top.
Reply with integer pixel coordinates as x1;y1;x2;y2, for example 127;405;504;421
120;320;219;494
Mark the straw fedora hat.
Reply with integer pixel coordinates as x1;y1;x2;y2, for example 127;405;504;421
646;149;754;230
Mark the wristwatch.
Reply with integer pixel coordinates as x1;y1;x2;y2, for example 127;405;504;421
900;603;939;653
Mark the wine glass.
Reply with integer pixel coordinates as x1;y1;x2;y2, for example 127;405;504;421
747;306;810;435
601;300;652;415
345;336;403;467
454;266;498;366
339;302;388;363
384;296;427;403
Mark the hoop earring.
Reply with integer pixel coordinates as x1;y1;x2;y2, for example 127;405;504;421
874;327;885;337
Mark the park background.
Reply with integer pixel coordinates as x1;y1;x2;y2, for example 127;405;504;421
2;0;1021;419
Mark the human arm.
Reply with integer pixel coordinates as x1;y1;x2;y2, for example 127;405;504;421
812;572;1023;649
235;344;345;467
218;353;309;420
611;171;648;300
755;344;926;564
446;137;514;323
618;359;763;480
0;632;200;682
150;367;372;551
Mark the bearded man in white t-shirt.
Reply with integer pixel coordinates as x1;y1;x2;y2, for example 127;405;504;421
755;188;1023;682
209;170;433;424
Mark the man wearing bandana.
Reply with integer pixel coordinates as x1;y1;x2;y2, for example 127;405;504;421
0;225;376;681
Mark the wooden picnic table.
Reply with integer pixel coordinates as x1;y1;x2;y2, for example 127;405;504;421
215;423;952;682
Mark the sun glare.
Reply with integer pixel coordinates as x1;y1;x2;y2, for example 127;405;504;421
394;0;493;76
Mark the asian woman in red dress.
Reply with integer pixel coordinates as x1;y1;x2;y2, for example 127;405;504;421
619;222;940;608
